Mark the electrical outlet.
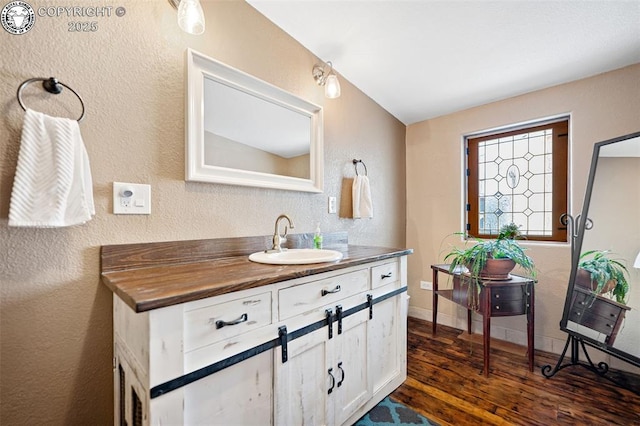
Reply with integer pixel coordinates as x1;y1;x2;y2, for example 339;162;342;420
420;281;433;290
113;182;151;215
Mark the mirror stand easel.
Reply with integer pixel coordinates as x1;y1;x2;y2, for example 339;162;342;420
541;216;640;396
541;214;605;377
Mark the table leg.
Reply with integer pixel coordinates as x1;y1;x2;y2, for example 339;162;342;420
483;287;491;377
432;268;438;336
527;283;535;372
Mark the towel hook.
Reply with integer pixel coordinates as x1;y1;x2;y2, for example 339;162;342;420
353;159;368;176
17;77;86;122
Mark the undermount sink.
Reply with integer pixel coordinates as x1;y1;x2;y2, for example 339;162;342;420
248;248;343;265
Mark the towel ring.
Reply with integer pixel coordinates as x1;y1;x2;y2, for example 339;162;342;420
353;159;368;176
17;77;86;122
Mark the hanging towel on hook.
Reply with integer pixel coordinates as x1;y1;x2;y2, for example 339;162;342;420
352;175;373;219
9;109;94;227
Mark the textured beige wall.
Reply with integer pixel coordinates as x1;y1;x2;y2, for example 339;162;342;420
406;64;640;347
0;1;406;424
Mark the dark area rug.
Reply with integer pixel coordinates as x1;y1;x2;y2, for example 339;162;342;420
353;396;438;426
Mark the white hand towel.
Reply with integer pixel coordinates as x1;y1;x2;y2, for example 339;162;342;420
9;109;95;227
352;175;373;219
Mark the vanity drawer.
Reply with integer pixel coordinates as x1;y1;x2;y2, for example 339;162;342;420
371;261;399;289
184;292;272;352
278;269;369;320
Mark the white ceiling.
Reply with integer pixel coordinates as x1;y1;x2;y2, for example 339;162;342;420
246;0;640;125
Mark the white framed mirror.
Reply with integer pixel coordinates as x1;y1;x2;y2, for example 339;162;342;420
185;49;324;192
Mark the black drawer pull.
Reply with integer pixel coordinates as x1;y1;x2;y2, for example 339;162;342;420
215;313;248;329
495;294;500;299
322;285;341;296
381;273;393;279
495;306;500;310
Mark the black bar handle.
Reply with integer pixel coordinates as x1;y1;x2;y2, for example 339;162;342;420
367;294;374;320
337;362;345;388
381;273;393;279
322;285;341;296
328;368;335;394
215;313;248;329
336;305;343;335
326;308;334;339
278;326;288;363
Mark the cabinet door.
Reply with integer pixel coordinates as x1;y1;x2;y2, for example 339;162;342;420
274;327;331;426
184;350;273;425
369;289;406;394
334;309;371;425
275;309;371;426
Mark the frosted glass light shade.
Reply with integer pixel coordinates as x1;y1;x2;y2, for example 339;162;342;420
324;74;341;99
634;251;640;269
177;0;205;35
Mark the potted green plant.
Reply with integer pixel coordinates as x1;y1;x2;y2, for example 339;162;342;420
444;223;536;281
576;250;629;304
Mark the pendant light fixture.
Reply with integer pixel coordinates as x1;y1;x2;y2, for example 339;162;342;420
169;0;205;35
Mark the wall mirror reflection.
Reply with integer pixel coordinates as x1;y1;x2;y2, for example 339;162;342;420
548;131;640;388
186;49;324;192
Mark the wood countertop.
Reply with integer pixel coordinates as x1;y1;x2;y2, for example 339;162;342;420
101;233;412;313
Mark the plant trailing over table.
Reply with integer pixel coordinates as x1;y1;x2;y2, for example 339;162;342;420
443;223;536;309
444;223;536;280
577;250;629;304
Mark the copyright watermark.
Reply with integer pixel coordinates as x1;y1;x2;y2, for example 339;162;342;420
1;2;126;34
1;1;35;35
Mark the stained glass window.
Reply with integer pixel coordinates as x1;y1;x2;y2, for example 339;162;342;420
467;119;568;242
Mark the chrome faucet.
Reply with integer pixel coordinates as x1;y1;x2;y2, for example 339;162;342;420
271;214;295;252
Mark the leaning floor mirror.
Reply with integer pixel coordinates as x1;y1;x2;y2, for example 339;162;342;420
185;49;324;192
543;130;640;392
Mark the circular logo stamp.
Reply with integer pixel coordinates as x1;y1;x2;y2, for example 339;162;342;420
1;1;35;35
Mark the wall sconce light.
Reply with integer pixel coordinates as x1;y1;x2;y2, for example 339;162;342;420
634;251;640;269
168;0;205;35
312;61;341;99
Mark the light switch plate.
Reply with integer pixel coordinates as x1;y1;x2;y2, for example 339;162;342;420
113;182;151;215
328;196;337;214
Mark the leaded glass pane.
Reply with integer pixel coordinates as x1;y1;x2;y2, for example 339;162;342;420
477;127;555;236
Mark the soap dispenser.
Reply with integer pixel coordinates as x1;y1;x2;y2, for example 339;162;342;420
313;223;323;249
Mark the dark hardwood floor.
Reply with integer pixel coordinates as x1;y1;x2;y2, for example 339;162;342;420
391;317;640;426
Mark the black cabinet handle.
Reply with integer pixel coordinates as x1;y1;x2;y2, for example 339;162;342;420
215;313;248;329
381;273;393;279
322;285;341;296
337;362;345;388
328;368;335;394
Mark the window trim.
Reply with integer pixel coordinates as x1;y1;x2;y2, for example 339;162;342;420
464;117;570;243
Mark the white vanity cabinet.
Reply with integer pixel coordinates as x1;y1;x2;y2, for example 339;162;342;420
113;287;276;426
109;251;408;426
274;270;372;426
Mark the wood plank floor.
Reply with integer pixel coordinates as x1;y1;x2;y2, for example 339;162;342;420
390;317;640;426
